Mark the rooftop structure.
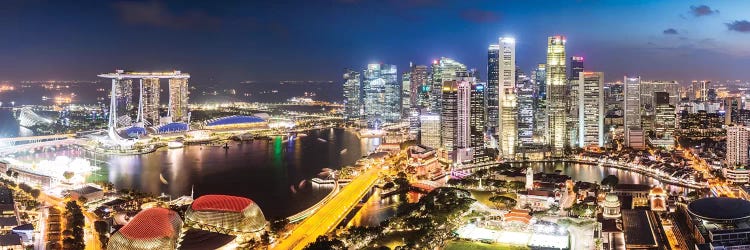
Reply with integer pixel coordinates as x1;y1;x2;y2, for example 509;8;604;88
688;197;750;222
185;195;267;236
107;207;183;250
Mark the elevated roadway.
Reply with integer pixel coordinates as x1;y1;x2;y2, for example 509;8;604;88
273;165;381;250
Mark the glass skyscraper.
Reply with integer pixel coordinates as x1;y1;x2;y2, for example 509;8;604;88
497;37;517;159
363;64;399;127
577;72;604;147
343;69;362;123
546;35;567;156
487;45;500;138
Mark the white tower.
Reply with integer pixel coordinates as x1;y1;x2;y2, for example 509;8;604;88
525;166;534;190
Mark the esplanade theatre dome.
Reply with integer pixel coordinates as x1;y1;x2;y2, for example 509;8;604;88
107;207;183;250
185;194;267;235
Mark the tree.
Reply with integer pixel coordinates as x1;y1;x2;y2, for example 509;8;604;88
304;236;345;250
601;175;619;189
63;171;75;181
489;195;517;209
269;218;289;234
4;169;11;177
29;189;40;199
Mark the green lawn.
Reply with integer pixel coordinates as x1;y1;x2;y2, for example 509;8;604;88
445;240;529;250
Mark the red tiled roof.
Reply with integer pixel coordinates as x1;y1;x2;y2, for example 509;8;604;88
191;195;254;212
119;208;178;240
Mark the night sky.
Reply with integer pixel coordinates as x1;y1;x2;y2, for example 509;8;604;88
1;0;749;84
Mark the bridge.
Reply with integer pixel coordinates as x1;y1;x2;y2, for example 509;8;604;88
272;165;381;250
0;134;76;152
286;181;340;223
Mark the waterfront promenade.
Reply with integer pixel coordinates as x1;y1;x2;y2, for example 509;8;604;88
273;165;381;250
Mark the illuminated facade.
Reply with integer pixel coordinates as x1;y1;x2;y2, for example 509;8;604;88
470;82;489;162
115;79;134;120
497;37;517;159
429;57;466;115
727;125;750;167
517;72;535;146
141;78;160;125
363;63;399;127
343;69;361;123
440;75;471;151
168;78;189;122
546;36;567;156
487;45;500;137
654;92;676;138
402;71;411;119
184;195;267;236
107;208;183;250
577;72;604;147
567;56;584;147
533;63;547;143
419;114;441;149
624;76;641;147
98;70;190;141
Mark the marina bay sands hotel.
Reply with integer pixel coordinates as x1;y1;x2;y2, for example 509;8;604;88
98;70;189;140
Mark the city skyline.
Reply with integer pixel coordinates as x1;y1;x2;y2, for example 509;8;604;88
0;1;749;84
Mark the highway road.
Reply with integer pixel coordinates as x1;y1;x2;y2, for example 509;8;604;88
272;165;381;250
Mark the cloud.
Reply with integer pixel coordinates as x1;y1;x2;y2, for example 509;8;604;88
662;28;678;35
726;20;750;33
460;9;501;23
113;1;221;30
689;5;718;17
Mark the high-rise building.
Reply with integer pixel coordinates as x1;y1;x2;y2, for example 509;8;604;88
429;57;467;115
497;37;517;159
440;74;471;151
470;82;489;162
410;64;429;109
654;92;676;138
363;63;399;127
141;78;160;125
401;71;411;119
640;80;679;117
419;114;441;149
533;64;547;143
624;76;641;147
168;77;189;122
567;56;584;147
727;125;750;167
726;96;742;125
546;35;567;156
517;72;535;146
343;69;362;123
115;78;134;120
487;45;500;136
577;72;604;147
568;56;584;81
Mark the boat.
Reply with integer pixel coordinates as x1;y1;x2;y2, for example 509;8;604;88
340;148;348;154
317;138;327;143
159;174;168;185
167;141;184;149
298;133;308;137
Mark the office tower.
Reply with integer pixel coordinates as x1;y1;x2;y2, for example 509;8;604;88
141;78;160;125
487;45;500;136
168;77;189;122
115;78;134;120
546;35;567;156
429;57;467;114
533;64;547;143
343;69;362;123
568;56;584;81
577;72;604;147
517;72;535;146
640;80;679;115
654;92;676;138
470;82;489;162
727;125;750;167
419;114;441;149
567;56;584;147
495;37;517;159
624;76;641;147
402;71;411;119
440;74;471;151
726;96;742;125
362;63;399;127
410;64;429;109
691;80;710;101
